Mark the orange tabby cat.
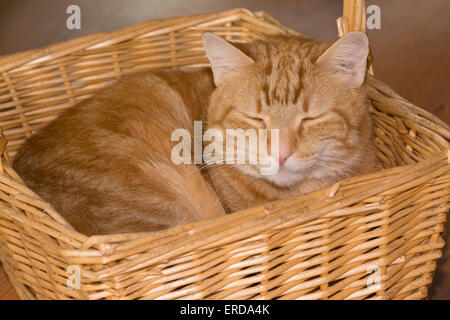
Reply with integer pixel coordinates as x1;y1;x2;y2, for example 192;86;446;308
13;31;379;235
202;32;380;213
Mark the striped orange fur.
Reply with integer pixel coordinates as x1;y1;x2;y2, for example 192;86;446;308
203;32;380;213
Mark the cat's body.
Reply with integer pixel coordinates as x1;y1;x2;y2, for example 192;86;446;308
13;33;380;235
13;69;225;235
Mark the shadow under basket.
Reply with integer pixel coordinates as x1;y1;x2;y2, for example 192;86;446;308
0;7;449;300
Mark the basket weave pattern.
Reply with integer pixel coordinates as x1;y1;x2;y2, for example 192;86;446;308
0;7;449;299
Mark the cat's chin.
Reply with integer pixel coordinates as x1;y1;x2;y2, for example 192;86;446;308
260;166;303;188
237;164;303;188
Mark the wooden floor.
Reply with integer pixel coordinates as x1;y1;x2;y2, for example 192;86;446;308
0;0;449;300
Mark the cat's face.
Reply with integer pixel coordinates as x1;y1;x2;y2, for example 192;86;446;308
203;32;371;187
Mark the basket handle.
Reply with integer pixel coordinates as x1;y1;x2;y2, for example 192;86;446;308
338;0;374;75
339;0;366;34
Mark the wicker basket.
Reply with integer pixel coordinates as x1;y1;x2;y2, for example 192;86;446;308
0;2;449;300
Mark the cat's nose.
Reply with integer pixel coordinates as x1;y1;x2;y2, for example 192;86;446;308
278;148;293;166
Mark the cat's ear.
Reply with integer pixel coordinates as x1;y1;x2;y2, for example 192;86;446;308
316;31;369;88
202;33;254;86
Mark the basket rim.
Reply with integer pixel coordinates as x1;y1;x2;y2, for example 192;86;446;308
0;8;449;269
0;8;299;73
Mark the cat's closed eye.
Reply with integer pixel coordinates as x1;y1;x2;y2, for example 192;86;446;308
299;116;318;130
244;114;266;128
302;116;316;123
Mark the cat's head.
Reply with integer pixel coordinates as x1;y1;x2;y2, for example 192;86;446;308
202;32;373;187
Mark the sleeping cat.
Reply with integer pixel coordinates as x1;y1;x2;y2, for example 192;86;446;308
202;32;379;212
12;31;379;235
